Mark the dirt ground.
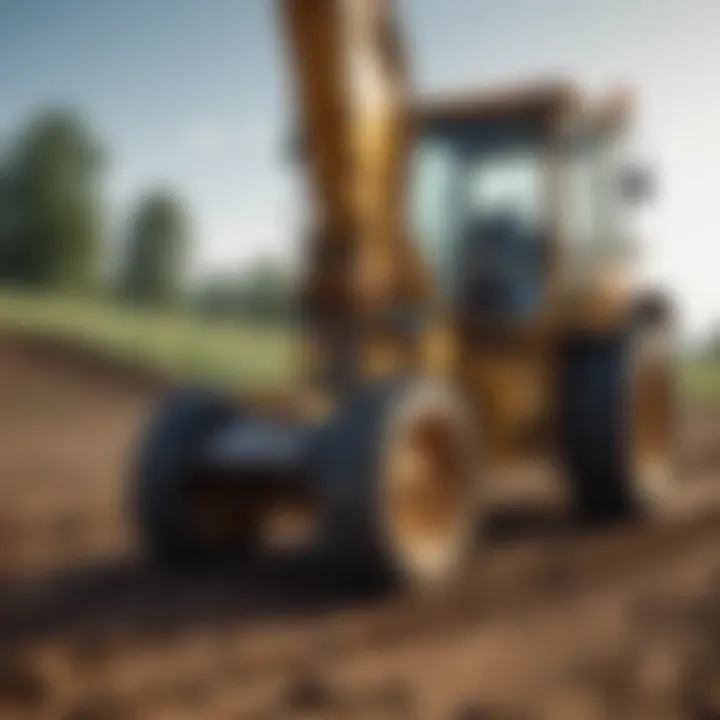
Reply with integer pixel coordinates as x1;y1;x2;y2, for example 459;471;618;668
1;337;720;720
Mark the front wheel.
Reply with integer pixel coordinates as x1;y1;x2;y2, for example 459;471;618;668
318;379;481;589
559;318;676;522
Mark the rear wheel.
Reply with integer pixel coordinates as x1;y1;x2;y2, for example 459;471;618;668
319;379;480;589
133;389;255;567
559;319;676;521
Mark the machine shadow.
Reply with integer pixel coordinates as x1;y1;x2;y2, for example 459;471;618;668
485;501;577;543
0;501;573;649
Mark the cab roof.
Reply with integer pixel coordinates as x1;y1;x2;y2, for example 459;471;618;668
416;79;632;131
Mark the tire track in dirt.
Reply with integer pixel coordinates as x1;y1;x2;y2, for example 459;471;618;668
4;508;720;718
1;333;720;718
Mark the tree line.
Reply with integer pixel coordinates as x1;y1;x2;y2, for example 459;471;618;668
0;108;292;323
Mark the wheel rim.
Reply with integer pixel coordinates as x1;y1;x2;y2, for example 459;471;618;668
383;385;476;581
631;323;676;508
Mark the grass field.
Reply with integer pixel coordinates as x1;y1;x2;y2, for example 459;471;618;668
682;360;720;405
0;288;296;390
0;287;718;402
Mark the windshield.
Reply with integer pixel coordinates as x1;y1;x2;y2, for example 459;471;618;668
467;152;544;230
409;119;547;315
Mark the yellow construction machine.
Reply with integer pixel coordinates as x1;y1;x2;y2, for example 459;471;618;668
131;0;675;587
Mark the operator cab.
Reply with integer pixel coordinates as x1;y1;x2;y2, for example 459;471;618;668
409;82;651;326
411;102;551;323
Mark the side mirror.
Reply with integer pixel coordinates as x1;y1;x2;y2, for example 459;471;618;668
620;163;656;204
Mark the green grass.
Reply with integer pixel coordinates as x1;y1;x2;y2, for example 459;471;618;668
0;288;296;391
681;360;720;406
1;287;719;404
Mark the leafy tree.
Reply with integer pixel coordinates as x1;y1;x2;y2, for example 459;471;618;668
0;171;23;283
0;109;104;289
120;189;190;306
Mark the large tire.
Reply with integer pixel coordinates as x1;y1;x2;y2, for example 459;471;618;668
133;389;242;567
317;379;480;589
559;321;676;522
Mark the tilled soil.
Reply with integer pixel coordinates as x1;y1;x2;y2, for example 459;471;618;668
1;336;720;719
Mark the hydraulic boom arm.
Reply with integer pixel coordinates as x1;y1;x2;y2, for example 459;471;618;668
279;0;429;394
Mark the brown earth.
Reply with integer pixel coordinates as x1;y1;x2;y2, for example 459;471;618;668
1;336;720;719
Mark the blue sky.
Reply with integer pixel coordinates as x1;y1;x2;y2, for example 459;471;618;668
1;0;719;333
